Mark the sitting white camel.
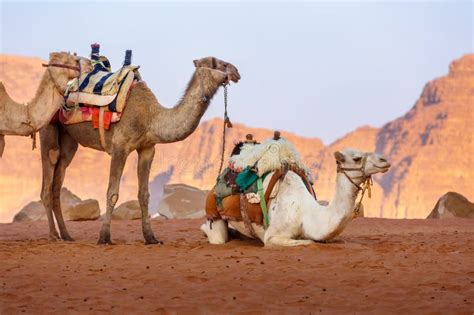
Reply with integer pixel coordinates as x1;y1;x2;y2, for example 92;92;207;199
201;148;390;246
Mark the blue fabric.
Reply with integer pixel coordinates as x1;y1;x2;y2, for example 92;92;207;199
93;72;113;95
79;67;101;91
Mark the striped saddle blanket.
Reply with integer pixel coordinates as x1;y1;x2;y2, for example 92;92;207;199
64;65;140;113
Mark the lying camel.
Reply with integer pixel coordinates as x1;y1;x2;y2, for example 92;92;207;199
201;148;390;246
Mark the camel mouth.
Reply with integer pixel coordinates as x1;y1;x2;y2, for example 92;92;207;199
227;72;241;83
374;164;391;173
225;64;241;83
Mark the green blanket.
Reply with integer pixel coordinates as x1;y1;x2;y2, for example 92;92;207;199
236;167;258;191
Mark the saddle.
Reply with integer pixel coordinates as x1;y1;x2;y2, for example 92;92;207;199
60;64;141;151
64;65;140;113
205;164;316;227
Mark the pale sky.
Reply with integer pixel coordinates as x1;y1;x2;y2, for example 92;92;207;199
1;1;472;144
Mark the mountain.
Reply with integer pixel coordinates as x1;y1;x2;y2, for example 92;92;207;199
375;54;474;218
0;54;472;222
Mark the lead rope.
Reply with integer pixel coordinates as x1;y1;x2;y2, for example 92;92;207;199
353;176;373;217
216;85;232;178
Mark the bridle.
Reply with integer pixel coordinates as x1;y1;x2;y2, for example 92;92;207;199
336;154;373;217
42;63;81;72
42;60;82;96
22;58;83;150
196;65;230;103
195;65;234;178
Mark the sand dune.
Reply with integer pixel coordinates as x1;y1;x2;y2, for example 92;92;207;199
0;218;473;313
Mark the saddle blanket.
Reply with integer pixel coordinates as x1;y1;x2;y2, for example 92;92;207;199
65;65;139;113
206;165;316;225
206;187;265;225
59;106;122;130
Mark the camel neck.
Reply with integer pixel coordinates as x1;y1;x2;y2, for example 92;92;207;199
151;68;225;143
0;69;63;136
28;70;63;129
302;173;360;240
328;173;360;216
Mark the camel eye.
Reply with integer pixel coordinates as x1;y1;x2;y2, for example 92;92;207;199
353;157;362;162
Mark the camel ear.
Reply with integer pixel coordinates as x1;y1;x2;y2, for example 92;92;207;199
193;60;199;67
211;57;217;69
334;151;345;163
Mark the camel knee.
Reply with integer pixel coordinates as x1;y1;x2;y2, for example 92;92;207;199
108;193;119;208
48;149;60;165
201;220;228;245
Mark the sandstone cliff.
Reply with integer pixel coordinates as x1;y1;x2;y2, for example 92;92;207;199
0;54;472;222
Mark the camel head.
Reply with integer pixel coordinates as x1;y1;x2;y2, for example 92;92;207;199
45;52;85;92
334;149;390;179
193;56;241;84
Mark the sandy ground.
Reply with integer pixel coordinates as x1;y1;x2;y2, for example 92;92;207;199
0;218;473;314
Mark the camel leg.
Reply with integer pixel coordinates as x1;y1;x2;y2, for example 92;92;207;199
137;146;162;245
40;125;60;240
200;219;228;244
264;237;314;247
51;131;78;241
98;149;128;245
264;227;314;247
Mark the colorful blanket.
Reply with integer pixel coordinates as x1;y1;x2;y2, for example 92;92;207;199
59;106;122;130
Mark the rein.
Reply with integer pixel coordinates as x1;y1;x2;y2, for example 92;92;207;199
336;155;373;217
42;62;81;97
42;63;81;72
194;66;233;179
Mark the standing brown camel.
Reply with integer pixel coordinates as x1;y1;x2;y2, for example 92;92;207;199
0;52;84;156
40;56;240;245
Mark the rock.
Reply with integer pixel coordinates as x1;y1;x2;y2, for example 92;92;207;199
427;192;474;219
12;201;47;222
60;188;100;221
112;200;142;220
13;188;100;222
157;184;207;219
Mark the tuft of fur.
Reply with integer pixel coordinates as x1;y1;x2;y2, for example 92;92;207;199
230;137;313;181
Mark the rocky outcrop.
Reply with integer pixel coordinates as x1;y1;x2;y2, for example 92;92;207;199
12;188;100;222
427;192;474;219
157;184;207;219
13;201;47;222
112;200;142;220
374;54;474;218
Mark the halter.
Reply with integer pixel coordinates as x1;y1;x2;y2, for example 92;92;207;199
22;58;82;150
42;63;81;72
336;154;373;217
42;61;82;96
196;66;229;102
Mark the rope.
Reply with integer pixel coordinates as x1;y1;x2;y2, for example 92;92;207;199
353;176;373;217
21;103;36;150
216;85;232;178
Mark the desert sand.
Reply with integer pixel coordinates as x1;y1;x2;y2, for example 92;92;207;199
0;218;473;313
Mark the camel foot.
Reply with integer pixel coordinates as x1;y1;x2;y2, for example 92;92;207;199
49;230;61;241
97;238;114;245
60;230;74;242
144;237;163;245
97;231;113;245
61;235;75;242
